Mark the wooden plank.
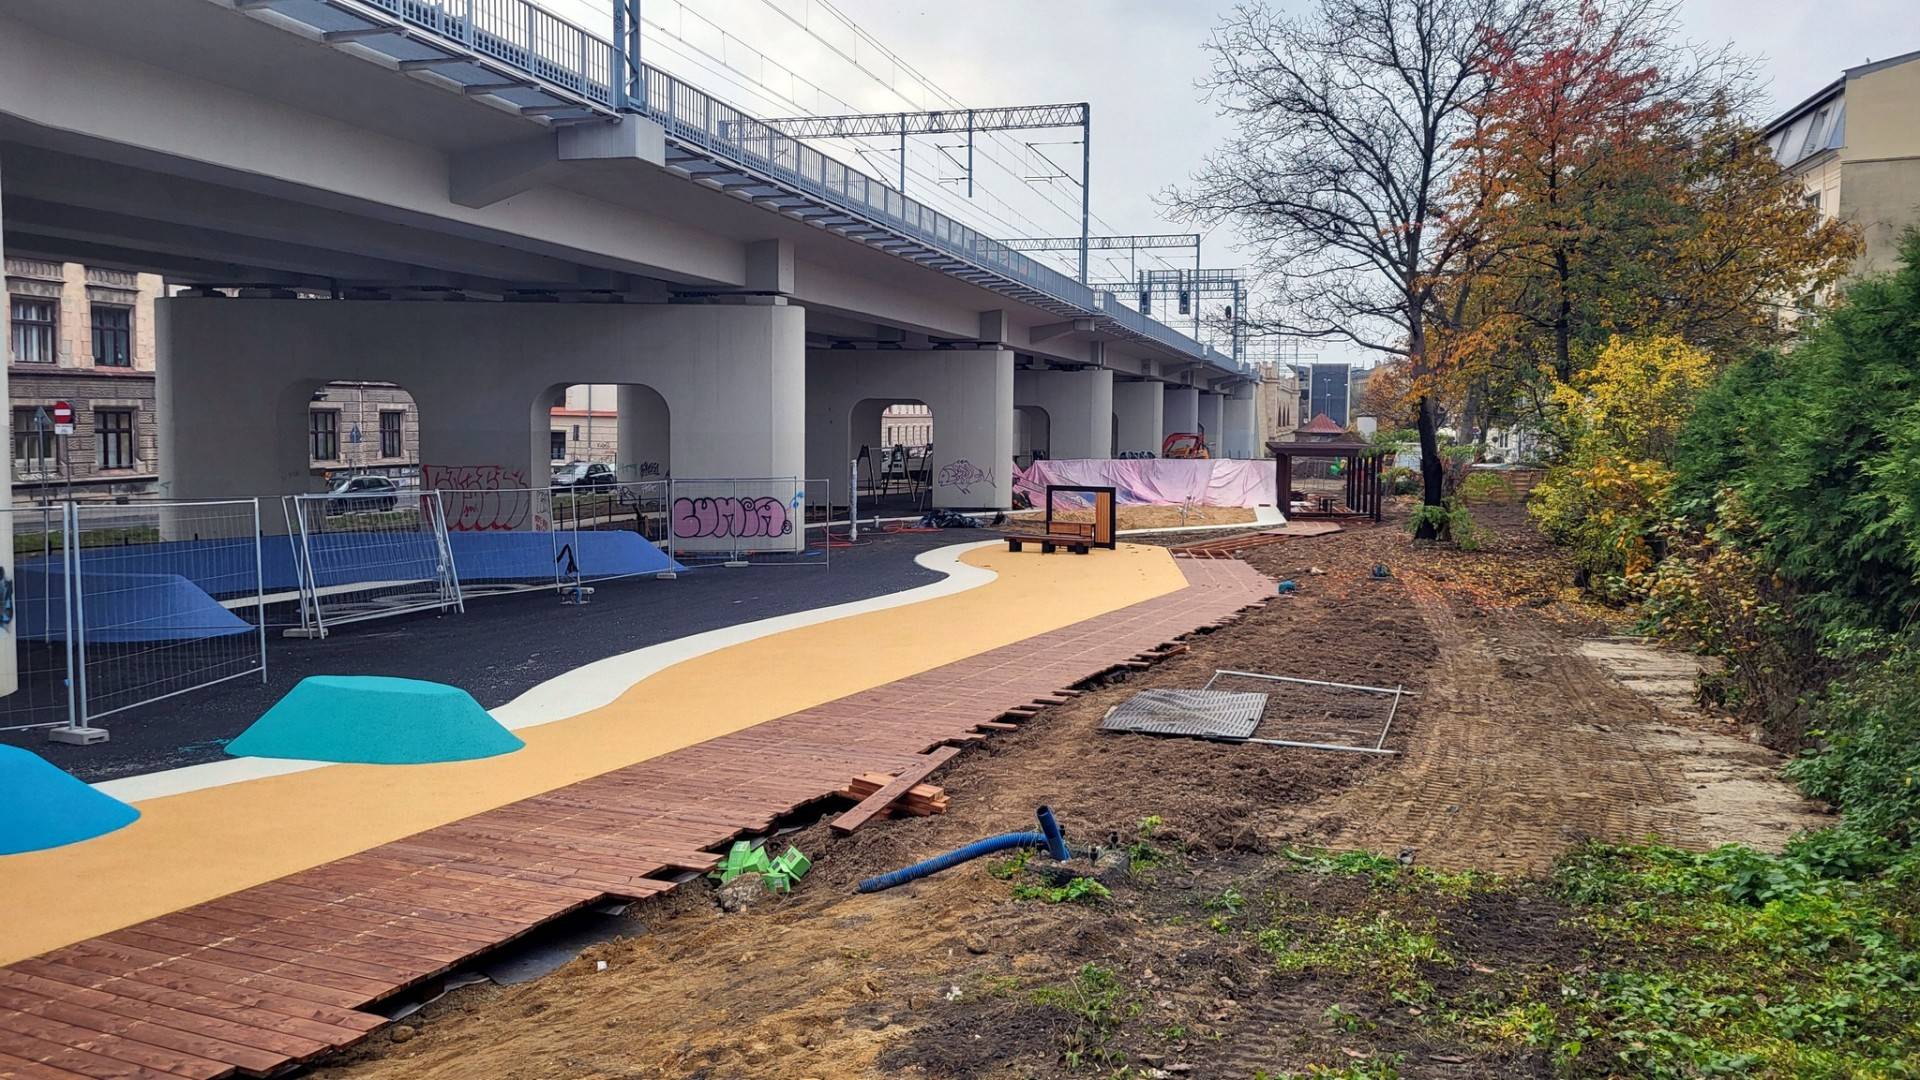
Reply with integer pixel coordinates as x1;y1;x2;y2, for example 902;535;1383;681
0;1009;229;1080
0;1025;175;1079
0;983;284;1078
0;969;327;1068
830;747;961;836
0;1048;97;1080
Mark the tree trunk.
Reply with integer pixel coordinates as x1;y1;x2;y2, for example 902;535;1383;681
1415;393;1445;539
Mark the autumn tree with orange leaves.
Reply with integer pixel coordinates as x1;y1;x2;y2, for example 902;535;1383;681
1439;1;1858;437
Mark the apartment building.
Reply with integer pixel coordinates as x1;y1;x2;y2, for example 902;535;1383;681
5;259;161;499
1766;48;1920;277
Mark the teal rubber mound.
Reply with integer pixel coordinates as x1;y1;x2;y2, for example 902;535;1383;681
0;745;140;855
226;676;525;765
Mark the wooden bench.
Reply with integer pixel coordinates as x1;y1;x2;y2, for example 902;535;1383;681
1006;519;1096;555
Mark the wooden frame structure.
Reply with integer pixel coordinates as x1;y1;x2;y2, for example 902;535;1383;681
1267;438;1386;523
1005;484;1119;555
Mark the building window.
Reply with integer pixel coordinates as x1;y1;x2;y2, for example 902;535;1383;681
379;410;404;458
90;305;132;367
95;409;135;470
310;409;339;461
550;430;568;461
9;299;57;364
11;407;55;474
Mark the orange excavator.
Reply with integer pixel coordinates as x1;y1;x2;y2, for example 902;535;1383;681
1161;432;1211;459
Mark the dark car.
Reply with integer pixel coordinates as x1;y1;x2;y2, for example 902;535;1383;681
326;474;399;514
552;461;617;492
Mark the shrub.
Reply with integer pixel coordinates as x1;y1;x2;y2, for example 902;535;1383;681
1530;335;1715;600
1788;644;1920;845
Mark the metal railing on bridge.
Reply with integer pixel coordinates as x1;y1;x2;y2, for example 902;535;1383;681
276;0;1243;370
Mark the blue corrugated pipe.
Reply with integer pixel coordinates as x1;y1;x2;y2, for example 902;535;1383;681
856;805;1070;894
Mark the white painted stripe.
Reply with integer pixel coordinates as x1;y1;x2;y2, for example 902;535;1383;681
92;540;1000;805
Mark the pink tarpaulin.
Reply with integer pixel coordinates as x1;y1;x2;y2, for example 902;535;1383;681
1013;458;1278;508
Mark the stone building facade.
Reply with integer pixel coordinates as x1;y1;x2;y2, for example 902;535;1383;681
5;259;162;499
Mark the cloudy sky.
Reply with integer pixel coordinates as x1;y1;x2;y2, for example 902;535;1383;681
563;0;1913;361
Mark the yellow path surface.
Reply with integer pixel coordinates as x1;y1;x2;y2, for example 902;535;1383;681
0;543;1187;965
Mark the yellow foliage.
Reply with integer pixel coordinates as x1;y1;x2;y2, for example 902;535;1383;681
1529;335;1712;598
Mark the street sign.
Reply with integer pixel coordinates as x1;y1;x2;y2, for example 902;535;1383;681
30;406;51;433
51;401;74;436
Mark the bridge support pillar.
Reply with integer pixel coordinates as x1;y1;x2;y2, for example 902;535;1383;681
1197;391;1225;455
0;151;17;695
1162;386;1201;442
807;348;1014;510
1014;367;1112;461
1222;384;1258;459
160;299;805;519
1112;380;1164;458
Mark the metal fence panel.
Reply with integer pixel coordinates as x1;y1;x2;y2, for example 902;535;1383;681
69;499;266;723
552;480;674;585
285;490;463;636
670;478;829;567
0;504;78;734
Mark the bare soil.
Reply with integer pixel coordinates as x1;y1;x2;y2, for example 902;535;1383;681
316;503;1826;1080
1005;504;1257;531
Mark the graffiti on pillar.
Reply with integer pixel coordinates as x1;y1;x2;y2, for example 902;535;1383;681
422;464;532;532
636;461;663;478
671;496;792;540
936;459;993;495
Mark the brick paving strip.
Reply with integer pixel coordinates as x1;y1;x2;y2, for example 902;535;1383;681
0;558;1270;1079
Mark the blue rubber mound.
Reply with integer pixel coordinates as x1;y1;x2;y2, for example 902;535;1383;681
448;530;683;583
13;567;254;643
0;745;140;855
226;675;525;764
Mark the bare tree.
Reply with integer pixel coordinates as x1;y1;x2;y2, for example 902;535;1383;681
1171;0;1540;534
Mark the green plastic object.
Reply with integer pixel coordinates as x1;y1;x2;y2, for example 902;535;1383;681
764;846;813;893
712;841;774;884
226;675;523;765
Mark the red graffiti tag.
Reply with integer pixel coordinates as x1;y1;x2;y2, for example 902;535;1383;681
422;464;532;532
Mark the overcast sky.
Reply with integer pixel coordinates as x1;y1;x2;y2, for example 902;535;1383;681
598;0;1914;362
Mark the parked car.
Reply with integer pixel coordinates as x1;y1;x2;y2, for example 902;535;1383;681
326;474;399;514
552;461;617;492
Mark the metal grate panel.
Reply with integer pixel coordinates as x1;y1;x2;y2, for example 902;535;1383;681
1101;688;1269;740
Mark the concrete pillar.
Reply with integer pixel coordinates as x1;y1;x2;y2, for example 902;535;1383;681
1222;384;1258;459
0;152;17;695
1112;380;1164;457
615;383;671;480
1197;391;1225;454
1163;385;1200;441
807;348;1015;509
161;299;805;512
1014;367;1113;460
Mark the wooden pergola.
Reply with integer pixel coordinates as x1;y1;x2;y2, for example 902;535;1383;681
1267;436;1386;523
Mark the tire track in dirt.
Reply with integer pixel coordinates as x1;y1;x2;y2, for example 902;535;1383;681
1307;566;1814;873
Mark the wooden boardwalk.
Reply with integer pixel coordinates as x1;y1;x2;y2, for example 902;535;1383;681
0;558;1269;1079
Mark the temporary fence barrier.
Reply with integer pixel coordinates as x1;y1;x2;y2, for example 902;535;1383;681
438;481;679;597
69;500;267;726
1;499;267;741
283;489;463;637
669;477;830;568
0;504;81;736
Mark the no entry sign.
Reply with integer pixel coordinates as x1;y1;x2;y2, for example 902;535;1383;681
51;401;74;436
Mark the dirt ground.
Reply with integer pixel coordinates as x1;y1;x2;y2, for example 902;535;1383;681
1005;504;1257;531
317;503;1827;1080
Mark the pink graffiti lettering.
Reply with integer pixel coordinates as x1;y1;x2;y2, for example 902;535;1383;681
422;464;532;532
671;496;792;540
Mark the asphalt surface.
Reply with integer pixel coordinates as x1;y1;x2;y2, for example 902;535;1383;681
3;528;971;783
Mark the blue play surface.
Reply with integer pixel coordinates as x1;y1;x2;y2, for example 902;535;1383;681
14;531;680;642
0;745;140;854
226;675;525;764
